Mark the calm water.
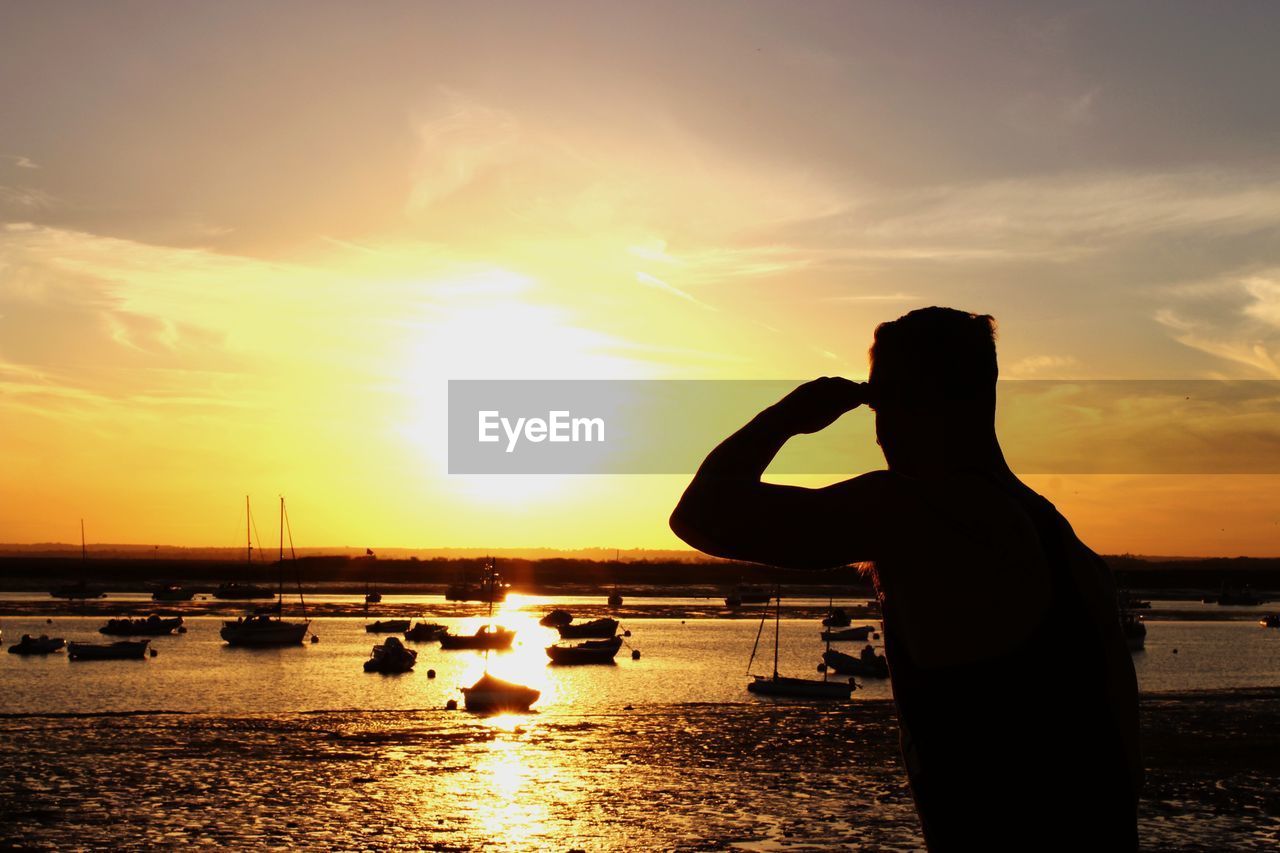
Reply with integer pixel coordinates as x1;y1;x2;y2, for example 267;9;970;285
1;595;1278;715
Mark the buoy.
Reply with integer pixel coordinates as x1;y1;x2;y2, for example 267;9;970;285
1172;648;1178;654
149;648;158;657
872;632;881;640
311;635;320;644
631;649;641;660
427;669;436;679
446;699;458;710
46;618;53;625
623;630;632;638
816;663;827;673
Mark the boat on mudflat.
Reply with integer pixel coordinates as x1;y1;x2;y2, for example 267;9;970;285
539;609;573;628
556;618;619;639
365;619;411;634
68;640;150;661
99;615;184;636
49;580;105;600
439;625;515;650
460;672;540;713
546;635;623;665
150;584;195;602
8;635;66;655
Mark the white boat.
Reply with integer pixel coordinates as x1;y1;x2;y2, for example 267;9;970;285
220;497;312;647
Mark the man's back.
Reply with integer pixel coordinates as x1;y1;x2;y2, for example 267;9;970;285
873;472;1141;851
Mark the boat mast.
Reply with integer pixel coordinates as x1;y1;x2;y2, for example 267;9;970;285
245;495;252;567
80;519;86;564
278;496;285;608
773;585;781;679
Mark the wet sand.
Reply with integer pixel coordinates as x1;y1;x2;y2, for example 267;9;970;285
1;689;1276;850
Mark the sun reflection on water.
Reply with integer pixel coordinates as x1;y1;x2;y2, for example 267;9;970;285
451;595;564;708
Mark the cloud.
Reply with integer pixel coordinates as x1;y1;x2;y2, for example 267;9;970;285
1;154;39;170
1155;273;1280;378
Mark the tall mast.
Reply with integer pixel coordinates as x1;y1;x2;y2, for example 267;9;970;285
245;495;252;566
80;519;86;564
278;496;285;604
773;585;781;678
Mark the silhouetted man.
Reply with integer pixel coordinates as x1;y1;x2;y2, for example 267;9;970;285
670;307;1141;851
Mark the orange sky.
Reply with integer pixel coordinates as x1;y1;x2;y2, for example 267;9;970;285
2;2;1279;555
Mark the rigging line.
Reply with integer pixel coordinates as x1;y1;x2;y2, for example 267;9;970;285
746;599;770;676
283;500;307;620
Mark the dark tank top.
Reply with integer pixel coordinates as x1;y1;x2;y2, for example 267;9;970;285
880;483;1138;851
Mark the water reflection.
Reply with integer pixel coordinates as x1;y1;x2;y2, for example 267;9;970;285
452;595;563;710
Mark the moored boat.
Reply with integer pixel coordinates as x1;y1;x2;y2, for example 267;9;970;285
49;580;105;600
363;636;417;673
220;497;313;647
822;647;889;678
404;621;447;642
1122;613;1147;651
68;640;150;661
1260;615;1280;628
460;672;540;713
213;582;275;600
546;635;623;665
439;625;515;650
8;634;66;655
539;609;573;628
822;608;852;628
820;625;875;642
556;618;619;639
748;674;855;699
365;619;411;634
99;615;184;636
150;583;195;602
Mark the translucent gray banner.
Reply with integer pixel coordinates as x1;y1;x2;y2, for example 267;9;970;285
447;380;1280;475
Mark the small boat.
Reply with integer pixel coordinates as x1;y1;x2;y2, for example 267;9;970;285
747;589;853;700
820;625;876;642
363;636;417;673
1122;613;1147;651
404;622;447;642
219;497;312;647
607;590;623;608
221;614;310;646
725;584;771;608
150;583;195;602
539;609;574;628
8;634;66;655
49;580;105;600
460;672;540;713
68;640;150;661
822;647;889;678
213;582;275;600
748;674;855;699
556;618;619;639
546;635;623;665
439;625;516;650
1260;615;1280;628
822;608;852;628
365;619;411;634
1210;584;1269;606
364;591;383;604
99;615;184;636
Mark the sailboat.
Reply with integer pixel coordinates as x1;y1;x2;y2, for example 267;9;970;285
214;497;274;600
363;549;382;604
747;588;854;700
219;497;311;647
49;520;106;600
459;561;539;713
440;557;516;650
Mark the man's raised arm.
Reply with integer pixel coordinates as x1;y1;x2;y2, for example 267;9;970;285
669;378;895;569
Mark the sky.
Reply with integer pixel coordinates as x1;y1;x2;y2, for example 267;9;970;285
2;1;1279;555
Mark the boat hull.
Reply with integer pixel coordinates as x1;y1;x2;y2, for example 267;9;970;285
822;650;889;678
213;584;275;600
748;675;853;699
220;619;310;646
8;637;66;655
100;617;184;636
820;626;875;642
365;620;411;634
68;640;150;661
546;636;623;665
556;618;619;639
439;629;515;650
461;675;540;713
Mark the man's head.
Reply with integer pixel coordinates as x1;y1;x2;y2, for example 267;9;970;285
868;307;999;472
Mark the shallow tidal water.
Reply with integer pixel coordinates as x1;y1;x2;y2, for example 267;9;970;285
2;595;1278;849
